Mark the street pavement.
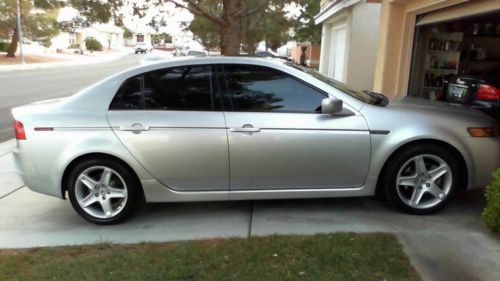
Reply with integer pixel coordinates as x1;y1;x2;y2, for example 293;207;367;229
0;53;144;142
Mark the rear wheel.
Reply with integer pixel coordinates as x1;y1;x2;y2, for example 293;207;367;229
382;144;460;214
67;158;139;224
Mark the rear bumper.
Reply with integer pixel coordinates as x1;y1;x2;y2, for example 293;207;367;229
12;141;64;198
464;137;500;189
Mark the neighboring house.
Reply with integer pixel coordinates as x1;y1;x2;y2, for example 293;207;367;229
124;26;155;46
51;23;124;51
315;0;381;92
372;0;500;100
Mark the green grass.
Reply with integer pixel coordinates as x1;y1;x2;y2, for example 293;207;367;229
0;233;420;281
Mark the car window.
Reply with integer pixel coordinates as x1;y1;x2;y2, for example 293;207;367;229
222;64;326;113
143;66;213;110
110;65;214;110
109;76;142;109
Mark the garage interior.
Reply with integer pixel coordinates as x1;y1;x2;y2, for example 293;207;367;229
408;10;500;104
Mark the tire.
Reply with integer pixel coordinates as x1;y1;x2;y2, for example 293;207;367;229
135;51;138;54
382;144;461;214
67;158;139;225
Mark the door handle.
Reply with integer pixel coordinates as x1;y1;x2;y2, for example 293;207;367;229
119;123;150;132
229;124;261;133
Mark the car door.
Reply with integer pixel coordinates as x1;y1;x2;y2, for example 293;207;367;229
221;64;370;190
107;65;229;191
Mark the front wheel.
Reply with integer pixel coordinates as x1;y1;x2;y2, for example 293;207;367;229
382;144;461;214
67;158;139;224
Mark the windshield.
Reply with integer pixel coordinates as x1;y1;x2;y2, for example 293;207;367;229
289;64;386;106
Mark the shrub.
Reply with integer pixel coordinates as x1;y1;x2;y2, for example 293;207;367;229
483;169;500;234
84;37;102;51
0;42;11;52
68;43;80;49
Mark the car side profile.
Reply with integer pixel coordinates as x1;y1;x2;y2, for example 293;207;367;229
12;57;500;224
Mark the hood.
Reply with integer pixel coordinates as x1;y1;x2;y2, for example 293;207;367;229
388;96;478;116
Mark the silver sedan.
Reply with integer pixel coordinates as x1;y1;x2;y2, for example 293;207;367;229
12;57;500;224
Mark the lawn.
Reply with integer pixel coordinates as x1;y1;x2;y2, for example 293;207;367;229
0;233;420;281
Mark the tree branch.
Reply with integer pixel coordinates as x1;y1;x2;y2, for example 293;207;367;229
165;0;227;26
236;0;270;17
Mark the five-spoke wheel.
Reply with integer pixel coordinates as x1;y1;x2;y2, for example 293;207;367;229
383;144;460;214
67;158;139;224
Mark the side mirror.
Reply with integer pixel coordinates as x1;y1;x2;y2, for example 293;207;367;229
321;98;343;115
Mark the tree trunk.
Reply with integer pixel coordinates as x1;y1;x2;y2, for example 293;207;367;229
220;0;241;55
7;29;19;58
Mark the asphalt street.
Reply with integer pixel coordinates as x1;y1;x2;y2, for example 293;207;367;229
0;53;143;142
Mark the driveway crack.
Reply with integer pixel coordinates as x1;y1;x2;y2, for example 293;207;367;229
0;185;25;200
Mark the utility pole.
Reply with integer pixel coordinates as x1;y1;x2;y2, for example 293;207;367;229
16;0;25;64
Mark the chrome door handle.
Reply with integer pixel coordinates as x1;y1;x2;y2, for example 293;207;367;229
119;123;150;132
229;124;261;133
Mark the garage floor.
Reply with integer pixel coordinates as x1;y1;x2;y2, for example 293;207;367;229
0;148;499;281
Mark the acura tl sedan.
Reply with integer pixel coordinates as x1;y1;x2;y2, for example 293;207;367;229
12;57;500;224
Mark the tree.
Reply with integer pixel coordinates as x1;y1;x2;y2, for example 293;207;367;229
0;0;60;57
1;0;124;57
152;32;173;45
186;3;221;50
180;0;293;55
293;0;321;45
163;0;272;55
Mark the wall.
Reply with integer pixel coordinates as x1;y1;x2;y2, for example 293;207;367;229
291;45;321;68
346;2;381;91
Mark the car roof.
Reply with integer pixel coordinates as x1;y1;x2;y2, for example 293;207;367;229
123;56;286;75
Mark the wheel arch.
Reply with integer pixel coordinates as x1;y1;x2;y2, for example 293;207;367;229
61;153;145;201
375;139;469;196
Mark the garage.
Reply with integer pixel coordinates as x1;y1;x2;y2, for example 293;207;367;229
408;5;500;120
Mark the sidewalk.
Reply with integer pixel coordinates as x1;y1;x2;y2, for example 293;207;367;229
0;49;132;72
0;139;499;281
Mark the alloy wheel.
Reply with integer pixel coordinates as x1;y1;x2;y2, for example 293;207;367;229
74;166;128;219
395;154;453;209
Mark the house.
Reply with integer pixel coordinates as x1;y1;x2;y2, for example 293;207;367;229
315;0;381;92
124;26;156;47
51;23;124;51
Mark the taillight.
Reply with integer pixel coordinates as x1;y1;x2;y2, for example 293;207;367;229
14;120;26;140
476;84;500;101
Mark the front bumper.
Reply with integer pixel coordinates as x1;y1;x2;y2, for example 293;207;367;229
464;136;500;189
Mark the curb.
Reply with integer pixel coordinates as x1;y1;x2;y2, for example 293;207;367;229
0;139;15;156
0;52;130;72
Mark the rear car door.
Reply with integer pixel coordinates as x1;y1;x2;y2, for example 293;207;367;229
221;64;370;190
107;65;229;191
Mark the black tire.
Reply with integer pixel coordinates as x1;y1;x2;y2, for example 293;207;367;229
382;144;461;215
67;158;139;225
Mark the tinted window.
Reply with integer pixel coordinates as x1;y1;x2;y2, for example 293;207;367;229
110;76;142;109
223;65;326;113
144;66;213;110
110;66;214;110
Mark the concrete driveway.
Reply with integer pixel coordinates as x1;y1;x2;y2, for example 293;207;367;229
0;144;499;281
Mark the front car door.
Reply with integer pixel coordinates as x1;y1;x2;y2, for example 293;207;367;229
107;65;229;191
221;64;370;190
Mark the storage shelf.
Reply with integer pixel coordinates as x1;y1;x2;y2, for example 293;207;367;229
425;68;457;72
427;50;460;53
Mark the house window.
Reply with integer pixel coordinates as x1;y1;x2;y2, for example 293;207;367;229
137;34;144;42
